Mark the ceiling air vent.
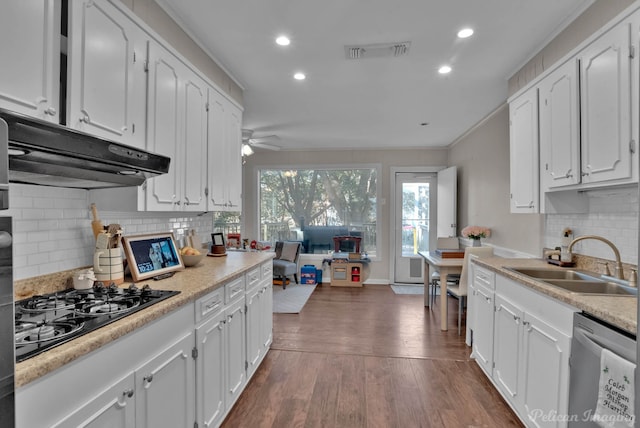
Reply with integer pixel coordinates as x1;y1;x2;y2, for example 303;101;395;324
344;41;411;60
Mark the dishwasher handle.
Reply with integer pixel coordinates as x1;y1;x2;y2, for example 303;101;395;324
574;326;634;362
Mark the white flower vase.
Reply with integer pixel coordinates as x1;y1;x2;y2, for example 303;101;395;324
472;238;481;247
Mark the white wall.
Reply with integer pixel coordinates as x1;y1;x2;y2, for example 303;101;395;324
5;184;214;280
448;105;544;257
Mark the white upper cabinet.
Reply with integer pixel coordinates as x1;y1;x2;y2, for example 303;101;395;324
207;88;243;212
538;60;581;190
145;41;181;210
579;21;635;185
0;1;60;121
181;73;208;211
509;88;539;213
145;41;208;211
67;0;147;149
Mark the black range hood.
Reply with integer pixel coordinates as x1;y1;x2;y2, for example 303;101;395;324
0;108;170;189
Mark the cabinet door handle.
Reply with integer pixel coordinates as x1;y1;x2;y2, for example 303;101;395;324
78;112;91;123
44;107;57;116
513;315;521;324
123;389;134;398
143;374;153;383
174;200;181;206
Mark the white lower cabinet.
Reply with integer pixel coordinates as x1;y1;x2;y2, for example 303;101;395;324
493;295;523;407
520;312;571;428
51;372;136;428
135;332;195;428
18;262;273;428
469;267;576;428
246;262;274;378
17;304;194;428
225;297;247;406
195;301;226;428
470;265;496;376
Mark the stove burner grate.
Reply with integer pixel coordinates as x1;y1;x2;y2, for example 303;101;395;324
18;295;77;313
15;319;85;345
75;296;140;317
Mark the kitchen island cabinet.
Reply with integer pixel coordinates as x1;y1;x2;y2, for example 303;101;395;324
0;1;60;122
16;252;275;428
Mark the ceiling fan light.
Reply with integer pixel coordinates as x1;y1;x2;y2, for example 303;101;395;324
457;28;474;39
276;35;291;46
241;144;254;156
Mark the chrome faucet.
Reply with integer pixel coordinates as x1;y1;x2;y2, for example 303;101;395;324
568;235;624;280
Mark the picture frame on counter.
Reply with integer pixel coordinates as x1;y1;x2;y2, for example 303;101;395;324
122;232;184;281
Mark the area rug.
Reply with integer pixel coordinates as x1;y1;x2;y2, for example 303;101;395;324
390;284;425;295
273;283;317;313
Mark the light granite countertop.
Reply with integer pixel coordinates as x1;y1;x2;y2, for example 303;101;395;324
15;251;275;388
474;256;637;335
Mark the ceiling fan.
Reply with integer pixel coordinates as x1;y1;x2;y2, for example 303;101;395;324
241;129;281;152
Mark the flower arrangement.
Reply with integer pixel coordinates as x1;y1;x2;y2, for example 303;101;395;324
461;226;491;240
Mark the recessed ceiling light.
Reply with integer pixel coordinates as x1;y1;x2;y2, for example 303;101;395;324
293;72;306;80
276;35;290;46
438;65;452;74
457;28;474;39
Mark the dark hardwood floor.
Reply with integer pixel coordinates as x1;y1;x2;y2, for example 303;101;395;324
222;283;523;427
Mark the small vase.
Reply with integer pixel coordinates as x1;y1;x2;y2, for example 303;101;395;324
472;238;481;247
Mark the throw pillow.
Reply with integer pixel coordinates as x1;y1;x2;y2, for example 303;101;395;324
280;242;298;262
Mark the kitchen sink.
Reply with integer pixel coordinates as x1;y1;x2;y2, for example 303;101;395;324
505;267;637;296
506;267;600;281
543;280;637;296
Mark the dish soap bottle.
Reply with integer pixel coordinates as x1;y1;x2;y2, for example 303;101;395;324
560;228;573;263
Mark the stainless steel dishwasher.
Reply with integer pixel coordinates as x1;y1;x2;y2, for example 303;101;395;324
568;312;636;427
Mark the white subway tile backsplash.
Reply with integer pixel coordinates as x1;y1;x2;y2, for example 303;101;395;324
6;183;217;280
545;189;638;264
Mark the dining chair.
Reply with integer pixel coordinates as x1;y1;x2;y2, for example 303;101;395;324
446;246;494;335
430;237;461;305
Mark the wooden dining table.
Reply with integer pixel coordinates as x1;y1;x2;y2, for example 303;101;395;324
418;251;464;331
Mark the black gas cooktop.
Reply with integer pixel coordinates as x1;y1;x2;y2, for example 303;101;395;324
14;282;179;362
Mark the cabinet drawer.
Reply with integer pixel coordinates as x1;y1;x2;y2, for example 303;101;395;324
473;265;495;290
246;267;260;289
261;261;273;279
225;276;245;303
195;287;224;323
